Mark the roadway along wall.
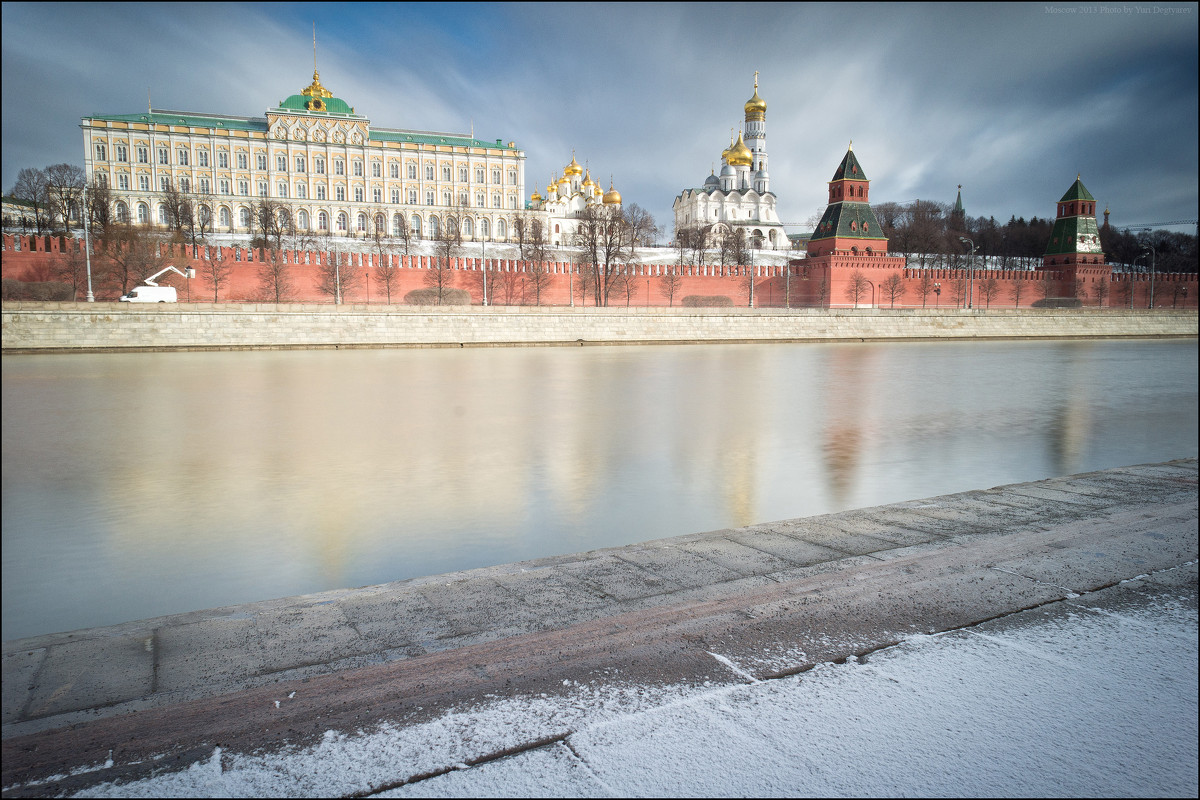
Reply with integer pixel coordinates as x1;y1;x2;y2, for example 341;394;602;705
2;303;1196;352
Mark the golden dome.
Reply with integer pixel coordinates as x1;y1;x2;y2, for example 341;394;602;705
564;154;583;176
602;180;621;205
582;168;596;188
531;190;542;202
745;88;766;115
726;133;753;167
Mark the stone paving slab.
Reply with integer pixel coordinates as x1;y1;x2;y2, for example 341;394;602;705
1;459;1196;749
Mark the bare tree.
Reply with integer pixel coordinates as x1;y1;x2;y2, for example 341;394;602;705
845;270;869;308
735;264;757;307
257;249;293;303
159;179;191;236
716;226;734;267
951;276;968;307
915;272;935;307
524;217;552;305
572;205;628;306
426;214;462;304
370;222;401;303
86;177;114;239
198;240;234;302
977;276;1000;308
1005;278;1024;309
317;243;361;303
1092;279;1110;308
623;203;658;252
658;265;683;306
9;167;52;235
52;243;89;300
103;223;168;296
44;163;85;232
730;228;751;270
687;224;711;270
1170;281;1187;308
881;272;907;308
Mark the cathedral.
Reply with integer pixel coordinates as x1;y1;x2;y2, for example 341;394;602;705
526;153;622;247
672;75;788;251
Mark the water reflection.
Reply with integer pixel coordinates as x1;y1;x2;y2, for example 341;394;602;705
3;340;1196;640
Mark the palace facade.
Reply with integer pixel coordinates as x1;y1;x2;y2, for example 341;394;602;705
672;76;788;250
81;70;526;242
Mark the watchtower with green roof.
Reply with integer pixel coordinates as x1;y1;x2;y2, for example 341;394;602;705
1043;176;1105;268
807;143;890;258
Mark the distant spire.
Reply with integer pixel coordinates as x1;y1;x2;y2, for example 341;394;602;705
848;139;853;151
148;87;152;114
313;22;317;72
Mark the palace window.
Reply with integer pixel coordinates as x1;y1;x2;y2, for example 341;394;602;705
257;181;267;197
160;176;170;191
218;151;228;168
295;156;306;173
238;180;249;195
411;215;422;238
336;186;346;201
297;184;306;199
116;202;128;223
442;165;451;181
336;212;347;231
314;157;325;174
199;178;210;194
390;162;400;179
118;174;130;190
492;194;500;208
276;154;287;172
463;217;473;237
139;175;150;191
391;189;400;204
94;142;107;161
476;193;484;207
240;207;250;227
425;165;434;181
475;168;484;183
357;213;367;232
492;169;500;184
179;178;190;192
219;207;231;227
335;159;345;176
157;205;168;225
408;190;418;204
392;214;405;236
115;144;128;162
459;167;468;182
497;219;507;238
198;150;209;167
137;203;149;223
372;161;381;178
443;192;451;206
316;184;326;200
158;148;169;165
426;191;434;205
297;210;309;229
408;163;417;180
509;195;517;209
374;188;382;203
459;193;468;206
355;186;364;202
237;153;248;170
220;179;230;194
480;218;489;237
508;170;516;185
256;154;267;171
277;183;288;198
137;146;149;164
353;160;363;177
318;211;328;230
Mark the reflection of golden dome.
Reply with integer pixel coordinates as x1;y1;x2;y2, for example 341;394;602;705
727;133;753;166
603;181;621;205
564;154;582;176
744;88;766;116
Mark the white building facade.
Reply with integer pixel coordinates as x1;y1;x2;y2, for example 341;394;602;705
672;77;787;250
81;71;526;242
526;154;622;247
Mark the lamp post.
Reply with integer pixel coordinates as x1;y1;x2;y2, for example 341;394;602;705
1140;243;1156;309
365;271;369;304
1129;254;1142;309
958;236;975;309
645;278;650;307
82;184;95;302
934;282;941;308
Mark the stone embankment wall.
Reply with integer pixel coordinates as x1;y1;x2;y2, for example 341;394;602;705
2;303;1196;352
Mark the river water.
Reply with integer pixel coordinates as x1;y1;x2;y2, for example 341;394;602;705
3;339;1196;641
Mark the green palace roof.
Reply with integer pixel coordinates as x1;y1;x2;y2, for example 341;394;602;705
830;148;868;182
1059;177;1096;203
86;111;264;131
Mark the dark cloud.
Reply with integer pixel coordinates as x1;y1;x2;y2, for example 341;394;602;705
3;2;1195;233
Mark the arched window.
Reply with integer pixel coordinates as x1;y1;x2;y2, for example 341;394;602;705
157;204;168;225
198;205;211;225
336;212;348;232
219;206;231;227
239;207;250;228
480;218;489;237
297;210;309;229
374;213;385;232
411;215;422;238
357;213;367;232
392;214;405;236
497;218;507;239
318;211;329;230
463;217;473;237
429;215;440;238
442;165;451;181
116;201;129;223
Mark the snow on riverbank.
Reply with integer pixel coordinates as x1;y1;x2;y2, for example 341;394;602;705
65;586;1198;798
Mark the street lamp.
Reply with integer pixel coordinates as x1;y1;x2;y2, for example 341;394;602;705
1129;254;1142;309
365;271;369;304
934;282;941;307
82;184;94;302
958;237;975;309
1140;242;1156;309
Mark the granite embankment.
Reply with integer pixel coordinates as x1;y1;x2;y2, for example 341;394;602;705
2;303;1197;352
2;460;1196;796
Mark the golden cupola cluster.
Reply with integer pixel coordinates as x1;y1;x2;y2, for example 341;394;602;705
532;154;621;209
726;132;753;167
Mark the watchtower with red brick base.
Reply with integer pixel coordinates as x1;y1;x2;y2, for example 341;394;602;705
1043;176;1112;304
802;144;906;308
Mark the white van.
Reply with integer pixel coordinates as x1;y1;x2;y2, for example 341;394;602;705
119;285;178;303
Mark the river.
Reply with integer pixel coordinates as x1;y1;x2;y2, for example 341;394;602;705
2;339;1196;641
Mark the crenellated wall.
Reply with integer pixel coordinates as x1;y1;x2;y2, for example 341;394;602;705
3;234;1197;310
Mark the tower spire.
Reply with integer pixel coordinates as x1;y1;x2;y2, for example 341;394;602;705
313;22;317;73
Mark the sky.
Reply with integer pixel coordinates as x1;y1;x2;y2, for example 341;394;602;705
2;2;1197;235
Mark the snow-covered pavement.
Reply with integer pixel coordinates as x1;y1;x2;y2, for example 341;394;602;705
70;567;1197;798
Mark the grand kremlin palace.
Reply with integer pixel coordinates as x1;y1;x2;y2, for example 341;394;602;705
81;70;527;242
